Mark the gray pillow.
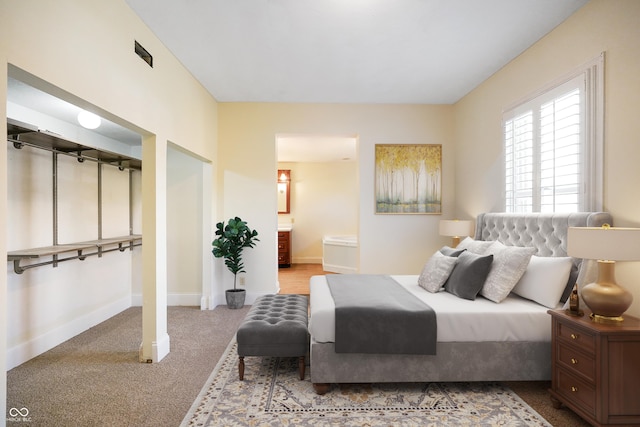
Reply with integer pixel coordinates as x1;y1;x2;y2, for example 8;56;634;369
480;241;536;303
439;246;466;257
418;251;458;293
444;251;494;300
456;237;494;255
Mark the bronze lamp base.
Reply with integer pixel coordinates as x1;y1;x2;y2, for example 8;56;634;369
582;260;633;323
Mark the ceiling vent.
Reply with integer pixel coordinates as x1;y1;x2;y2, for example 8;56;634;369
134;41;153;68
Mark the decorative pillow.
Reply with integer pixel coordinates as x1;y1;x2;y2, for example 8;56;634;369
512;255;573;308
480;241;536;303
456;237;494;255
444;251;494;300
418;251;458;293
439;246;466;257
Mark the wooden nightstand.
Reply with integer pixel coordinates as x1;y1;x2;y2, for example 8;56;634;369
548;309;640;426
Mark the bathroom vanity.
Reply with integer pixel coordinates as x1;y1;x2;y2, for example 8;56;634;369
278;229;291;268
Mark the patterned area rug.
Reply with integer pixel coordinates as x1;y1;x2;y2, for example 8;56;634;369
181;338;551;427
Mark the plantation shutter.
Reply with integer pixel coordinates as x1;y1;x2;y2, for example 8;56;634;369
539;87;582;212
504;111;534;212
503;53;603;213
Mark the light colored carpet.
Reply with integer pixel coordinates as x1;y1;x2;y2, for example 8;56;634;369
7;305;589;426
7;306;250;427
182;337;551;427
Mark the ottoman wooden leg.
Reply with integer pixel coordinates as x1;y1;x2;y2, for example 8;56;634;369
239;356;245;380
298;356;305;380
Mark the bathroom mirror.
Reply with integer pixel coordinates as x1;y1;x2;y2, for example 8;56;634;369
277;169;290;214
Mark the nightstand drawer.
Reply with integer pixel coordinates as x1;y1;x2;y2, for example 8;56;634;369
549;310;640;426
557;342;595;382
556;368;596;417
557;321;595;353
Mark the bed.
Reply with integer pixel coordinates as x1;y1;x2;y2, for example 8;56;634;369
308;212;612;394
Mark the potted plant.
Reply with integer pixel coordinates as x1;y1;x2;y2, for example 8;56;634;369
212;216;260;309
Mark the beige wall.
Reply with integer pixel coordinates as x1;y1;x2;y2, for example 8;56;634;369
3;0;639;412
278;161;358;264
454;0;640;316
218;102;455;299
1;0;219;395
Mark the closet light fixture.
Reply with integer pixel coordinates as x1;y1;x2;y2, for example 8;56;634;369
77;110;101;129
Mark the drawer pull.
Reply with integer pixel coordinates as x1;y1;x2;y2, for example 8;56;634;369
571;358;578;364
571;386;578;392
571;333;578;339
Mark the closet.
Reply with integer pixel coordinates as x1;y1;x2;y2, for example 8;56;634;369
6;118;142;274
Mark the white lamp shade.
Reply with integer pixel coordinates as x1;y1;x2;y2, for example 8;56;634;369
568;227;640;261
439;220;472;237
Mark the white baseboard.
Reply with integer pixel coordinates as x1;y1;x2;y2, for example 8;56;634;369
153;333;171;363
6;296;131;370
131;293;202;307
132;292;268;309
212;290;275;307
322;263;358;274
200;295;214;310
7;289;258;370
291;256;322;264
138;332;171;363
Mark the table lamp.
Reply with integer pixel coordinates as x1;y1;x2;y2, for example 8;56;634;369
568;225;640;323
439;219;472;248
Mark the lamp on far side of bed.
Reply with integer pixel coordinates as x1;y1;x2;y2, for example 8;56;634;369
439;219;473;248
568;225;640;324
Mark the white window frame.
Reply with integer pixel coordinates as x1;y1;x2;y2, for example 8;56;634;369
503;53;604;213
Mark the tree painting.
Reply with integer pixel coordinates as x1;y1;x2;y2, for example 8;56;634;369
375;144;442;214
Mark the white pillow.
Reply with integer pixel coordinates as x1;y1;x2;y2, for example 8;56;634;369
418;251;458;293
456;237;494;255
512;255;573;308
480;241;536;303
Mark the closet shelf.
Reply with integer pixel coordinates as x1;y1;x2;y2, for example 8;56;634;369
7;118;142;274
8;235;142;274
7;118;141;171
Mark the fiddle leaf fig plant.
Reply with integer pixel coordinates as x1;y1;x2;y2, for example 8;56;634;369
212;216;260;290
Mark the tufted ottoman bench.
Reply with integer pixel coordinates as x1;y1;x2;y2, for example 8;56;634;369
236;294;309;380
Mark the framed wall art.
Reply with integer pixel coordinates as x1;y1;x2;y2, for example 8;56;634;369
375;144;442;214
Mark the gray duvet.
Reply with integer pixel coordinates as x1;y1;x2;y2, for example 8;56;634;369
327;274;436;355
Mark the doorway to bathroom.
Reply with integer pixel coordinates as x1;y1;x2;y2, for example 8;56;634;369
276;134;359;274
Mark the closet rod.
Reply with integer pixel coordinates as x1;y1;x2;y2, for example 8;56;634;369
10;242;142;275
7;137;138;171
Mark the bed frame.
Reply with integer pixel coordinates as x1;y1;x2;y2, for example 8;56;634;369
310;212;612;395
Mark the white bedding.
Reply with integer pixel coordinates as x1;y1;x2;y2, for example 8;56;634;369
309;274;557;344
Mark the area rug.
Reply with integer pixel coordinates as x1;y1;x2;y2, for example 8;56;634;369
181;338;551;427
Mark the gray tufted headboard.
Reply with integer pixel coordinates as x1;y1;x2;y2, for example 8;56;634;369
473;212;613;302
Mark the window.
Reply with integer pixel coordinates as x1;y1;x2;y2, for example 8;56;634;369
503;54;604;213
